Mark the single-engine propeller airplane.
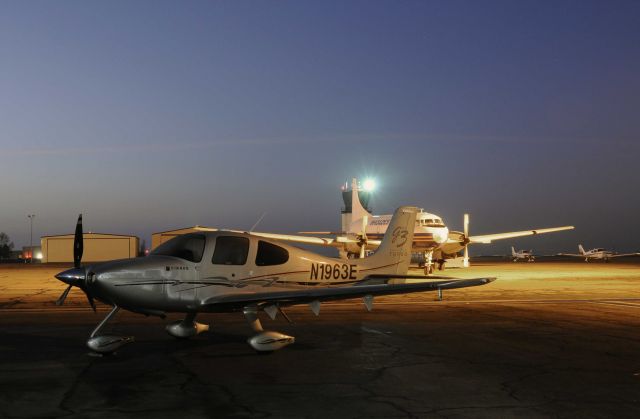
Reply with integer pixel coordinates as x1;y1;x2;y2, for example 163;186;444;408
558;245;640;262
511;246;535;262
55;207;495;354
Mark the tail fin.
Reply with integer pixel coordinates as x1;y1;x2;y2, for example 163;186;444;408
511;246;516;256
578;244;585;255
357;206;417;275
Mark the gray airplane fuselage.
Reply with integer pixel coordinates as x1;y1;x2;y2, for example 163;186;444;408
81;231;406;314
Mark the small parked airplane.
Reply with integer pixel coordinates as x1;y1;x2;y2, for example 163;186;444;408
511;246;535;262
54;207;495;354
559;245;640;262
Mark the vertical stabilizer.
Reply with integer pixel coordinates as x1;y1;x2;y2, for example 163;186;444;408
357;206;417;276
578;244;585;255
511;246;516;257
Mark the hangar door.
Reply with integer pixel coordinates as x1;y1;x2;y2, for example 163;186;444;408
44;236;134;263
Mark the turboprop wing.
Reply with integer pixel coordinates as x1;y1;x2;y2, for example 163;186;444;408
466;226;575;244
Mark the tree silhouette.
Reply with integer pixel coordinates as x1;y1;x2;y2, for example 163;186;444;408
0;233;14;259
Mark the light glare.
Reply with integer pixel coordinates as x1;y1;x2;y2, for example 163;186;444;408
363;179;376;192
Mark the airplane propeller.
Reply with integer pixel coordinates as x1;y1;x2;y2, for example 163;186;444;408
54;214;96;311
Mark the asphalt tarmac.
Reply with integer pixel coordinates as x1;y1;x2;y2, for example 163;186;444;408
1;261;640;418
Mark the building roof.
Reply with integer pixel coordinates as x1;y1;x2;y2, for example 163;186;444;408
152;226;217;235
42;233;138;239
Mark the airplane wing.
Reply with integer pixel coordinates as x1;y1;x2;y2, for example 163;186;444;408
244;231;357;247
240;231;382;249
556;253;583;257
200;277;495;311
609;253;640;258
469;226;574;244
201;229;360;248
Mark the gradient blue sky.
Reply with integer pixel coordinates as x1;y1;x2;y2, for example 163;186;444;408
1;0;639;253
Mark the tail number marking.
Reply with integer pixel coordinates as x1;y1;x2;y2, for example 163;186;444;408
310;263;357;280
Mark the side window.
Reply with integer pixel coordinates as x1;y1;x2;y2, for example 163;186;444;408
212;236;249;265
255;240;289;266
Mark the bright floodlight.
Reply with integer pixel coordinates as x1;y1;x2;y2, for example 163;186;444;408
362;179;376;192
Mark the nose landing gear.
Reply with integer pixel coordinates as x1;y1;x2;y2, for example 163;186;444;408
86;305;134;354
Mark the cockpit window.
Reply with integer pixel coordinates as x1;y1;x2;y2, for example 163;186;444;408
417;218;445;227
152;234;205;263
212;236;249;265
255;240;289;266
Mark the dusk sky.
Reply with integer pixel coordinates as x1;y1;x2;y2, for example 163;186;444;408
2;0;639;254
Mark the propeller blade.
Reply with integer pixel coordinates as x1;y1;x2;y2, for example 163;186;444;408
359;215;368;258
361;215;368;241
463;213;470;268
463;213;469;238
73;214;83;269
55;284;73;306
463;243;470;268
84;290;96;312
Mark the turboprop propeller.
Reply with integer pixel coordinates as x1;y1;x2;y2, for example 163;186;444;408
54;214;96;311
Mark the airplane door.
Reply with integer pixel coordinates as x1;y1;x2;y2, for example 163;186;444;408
201;235;251;286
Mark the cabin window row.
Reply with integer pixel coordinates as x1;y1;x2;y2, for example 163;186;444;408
212;236;289;266
152;234;289;266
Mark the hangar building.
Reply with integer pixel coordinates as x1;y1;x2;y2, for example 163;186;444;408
41;233;139;263
151;226;215;250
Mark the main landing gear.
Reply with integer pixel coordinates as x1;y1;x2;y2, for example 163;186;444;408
243;305;294;352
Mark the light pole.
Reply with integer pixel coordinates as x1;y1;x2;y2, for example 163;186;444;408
27;214;35;263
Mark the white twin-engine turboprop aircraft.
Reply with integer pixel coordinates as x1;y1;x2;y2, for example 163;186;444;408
559;245;640;262
255;179;574;274
54;207;495;355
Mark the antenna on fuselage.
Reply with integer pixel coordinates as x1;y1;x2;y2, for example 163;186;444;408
249;212;267;233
